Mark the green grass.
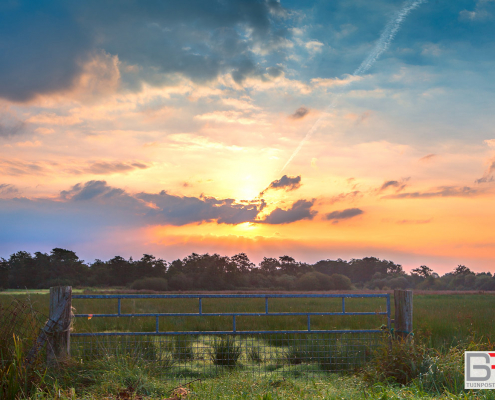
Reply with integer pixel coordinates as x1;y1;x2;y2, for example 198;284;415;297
2;291;495;398
17;362;495;399
1;292;493;349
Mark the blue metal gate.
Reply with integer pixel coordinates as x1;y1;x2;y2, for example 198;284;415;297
70;293;391;379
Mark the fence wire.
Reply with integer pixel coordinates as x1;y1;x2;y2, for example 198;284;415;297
71;332;384;380
0;299;47;365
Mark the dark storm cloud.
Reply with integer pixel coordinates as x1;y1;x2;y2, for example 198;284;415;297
0;0;291;102
325;208;363;220
261;199;317;224
261;175;302;195
289;107;309;120
382;186;480;199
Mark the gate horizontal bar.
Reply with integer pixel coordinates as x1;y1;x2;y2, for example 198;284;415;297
74;311;387;318
71;328;385;336
73;293;389;299
71;293;391;336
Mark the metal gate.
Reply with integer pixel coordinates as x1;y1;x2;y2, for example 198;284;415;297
70;293;391;379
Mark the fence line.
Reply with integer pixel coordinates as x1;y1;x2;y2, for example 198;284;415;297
55;289;412;379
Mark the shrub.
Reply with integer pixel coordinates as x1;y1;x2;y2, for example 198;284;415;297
330;274;352;290
210;337;242;368
415;339;493;395
296;272;334;290
130;277;168;291
363;337;428;385
168;273;193;290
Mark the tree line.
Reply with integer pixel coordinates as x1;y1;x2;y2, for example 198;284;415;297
1;248;494;291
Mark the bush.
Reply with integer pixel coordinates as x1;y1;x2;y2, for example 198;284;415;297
296;272;334;290
168;273;193;290
210;337;242;368
130;277;168;291
363;337;428;385
415;339;493;395
330;274;352;290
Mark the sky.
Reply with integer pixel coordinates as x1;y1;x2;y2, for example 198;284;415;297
1;0;495;274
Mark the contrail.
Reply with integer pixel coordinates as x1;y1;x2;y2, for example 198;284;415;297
281;0;427;172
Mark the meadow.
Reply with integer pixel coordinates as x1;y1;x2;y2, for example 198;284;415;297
1;290;493;348
1;290;494;399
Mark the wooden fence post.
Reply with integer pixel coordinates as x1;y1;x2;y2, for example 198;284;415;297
394;289;413;339
47;286;72;363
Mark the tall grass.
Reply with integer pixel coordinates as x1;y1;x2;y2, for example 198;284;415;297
0;335;47;400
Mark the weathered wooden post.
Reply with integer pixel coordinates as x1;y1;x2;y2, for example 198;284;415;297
47;286;72;363
394;289;413;340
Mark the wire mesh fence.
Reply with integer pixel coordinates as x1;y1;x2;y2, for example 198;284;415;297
70;331;385;380
0;299;48;366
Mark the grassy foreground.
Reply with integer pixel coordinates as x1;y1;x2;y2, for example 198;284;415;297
10;354;495;400
2;291;495;399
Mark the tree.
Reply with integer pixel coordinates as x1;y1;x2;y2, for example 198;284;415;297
278;255;299;275
453;265;472;276
0;258;8;289
386;262;404;275
411;265;434;278
230;253;255;273
259;257;280;274
108;256;135;286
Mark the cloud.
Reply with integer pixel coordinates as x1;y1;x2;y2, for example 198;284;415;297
327;191;362;204
396;219;432;224
382;186;481;199
459;0;495;21
379;180;408;193
84;161;149;175
419;154;436;162
0;0;293;101
0;160;46;176
261;175;302;195
325;208;363;221
289;107;309;120
475;159;495;184
475;175;494;184
0;184;19;196
139;191;261;225
0;114;25;137
60;180;125;201
305;40;324;54
21;180;266;226
0;1;92;102
261;199;317;224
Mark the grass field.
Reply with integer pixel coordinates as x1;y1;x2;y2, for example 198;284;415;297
2;290;494;399
1;290;493;348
